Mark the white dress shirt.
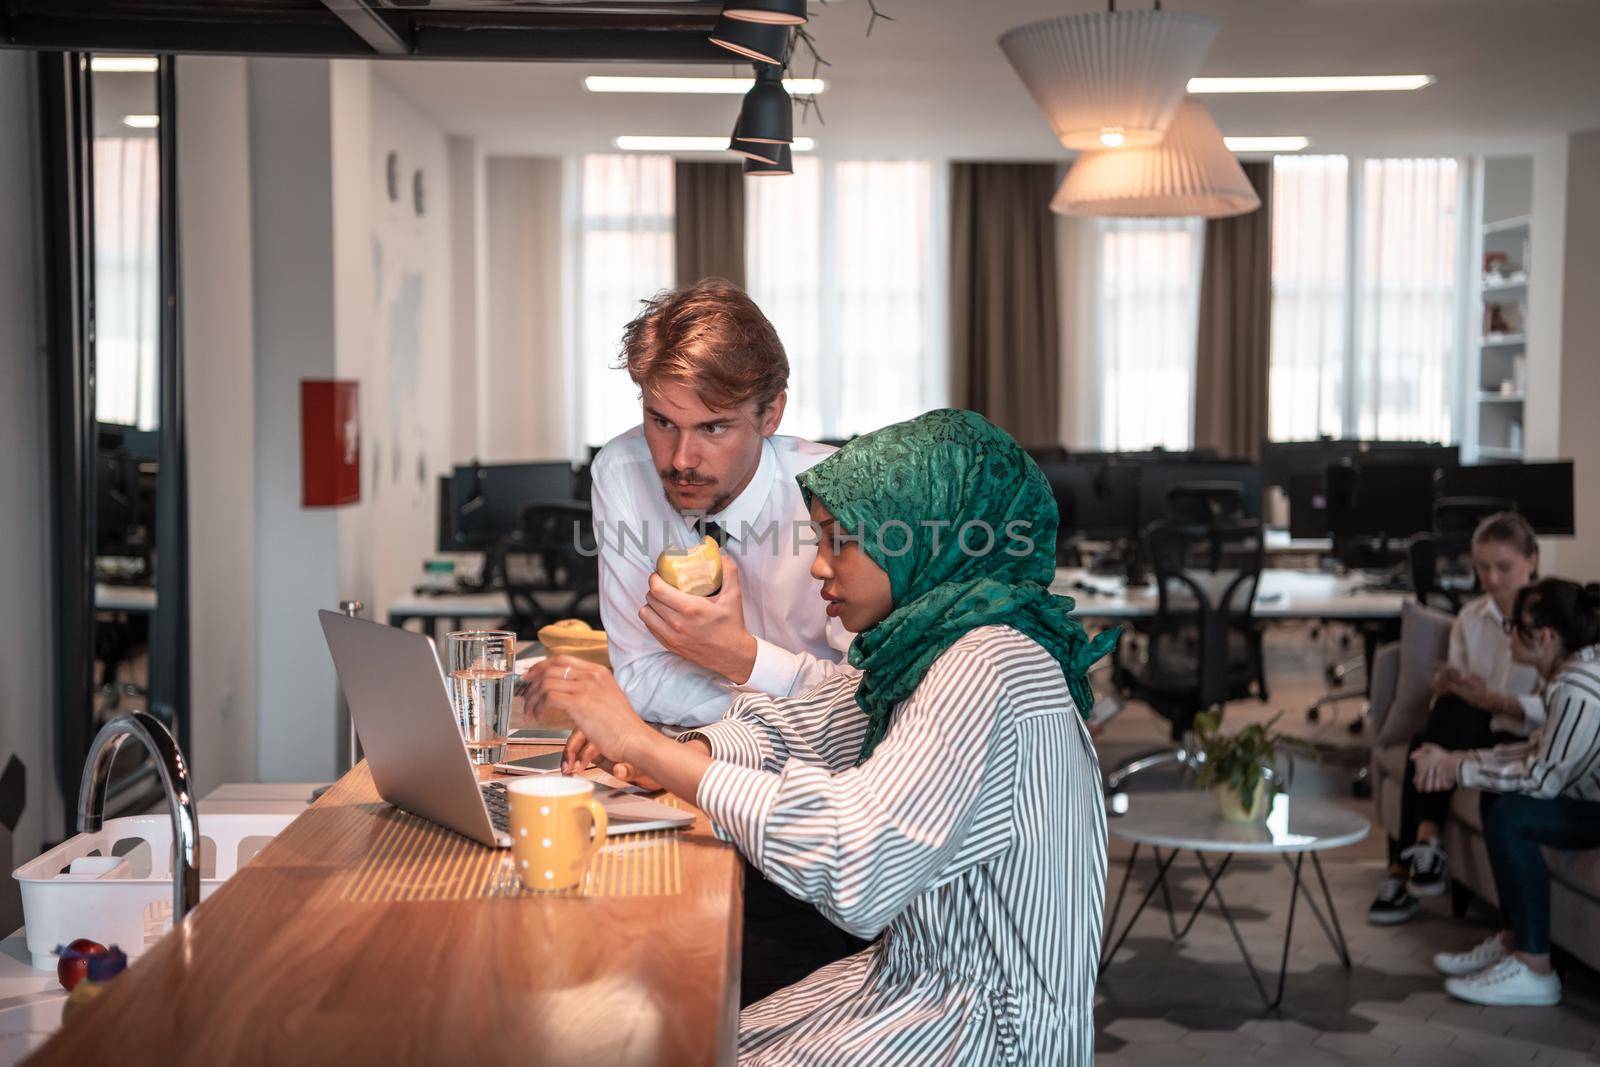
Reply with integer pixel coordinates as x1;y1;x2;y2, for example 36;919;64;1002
1449;593;1544;735
590;426;854;728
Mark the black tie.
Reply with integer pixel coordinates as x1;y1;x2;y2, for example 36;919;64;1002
698;519;728;548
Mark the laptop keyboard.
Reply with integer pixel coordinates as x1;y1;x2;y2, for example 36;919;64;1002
480;781;510;835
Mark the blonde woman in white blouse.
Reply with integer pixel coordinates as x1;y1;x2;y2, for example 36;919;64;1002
529;410;1115;1064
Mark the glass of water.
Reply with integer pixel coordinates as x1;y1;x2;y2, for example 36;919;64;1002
446;630;516;765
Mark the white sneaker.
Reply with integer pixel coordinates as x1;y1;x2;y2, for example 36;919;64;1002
1433;934;1510;977
1445;956;1561;1006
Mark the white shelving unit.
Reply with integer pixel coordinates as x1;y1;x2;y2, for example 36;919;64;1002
1465;158;1533;463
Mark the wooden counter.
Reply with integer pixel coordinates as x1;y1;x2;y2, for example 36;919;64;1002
27;747;743;1066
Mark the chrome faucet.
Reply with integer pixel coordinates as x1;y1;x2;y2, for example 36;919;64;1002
78;711;201;922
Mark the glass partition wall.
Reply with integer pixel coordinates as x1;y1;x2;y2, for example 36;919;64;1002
41;53;188;832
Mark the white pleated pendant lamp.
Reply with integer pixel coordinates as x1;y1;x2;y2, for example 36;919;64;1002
1051;100;1261;218
999;7;1218;150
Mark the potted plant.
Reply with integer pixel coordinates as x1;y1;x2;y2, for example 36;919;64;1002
1192;708;1314;822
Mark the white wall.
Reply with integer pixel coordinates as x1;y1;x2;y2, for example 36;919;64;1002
248;57;344;782
181;56;259;797
448;135;486;465
484;156;569;461
363;70;455;622
0;49;61;926
1555;128;1600;582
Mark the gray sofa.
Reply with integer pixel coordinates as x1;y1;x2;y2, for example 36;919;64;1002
1368;600;1600;971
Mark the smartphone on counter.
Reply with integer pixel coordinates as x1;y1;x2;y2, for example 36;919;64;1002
492;751;565;775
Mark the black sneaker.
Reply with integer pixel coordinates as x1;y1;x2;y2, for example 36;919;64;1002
1368;876;1420;925
1403;838;1449;898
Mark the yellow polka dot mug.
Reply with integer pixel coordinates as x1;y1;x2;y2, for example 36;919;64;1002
506;775;608;891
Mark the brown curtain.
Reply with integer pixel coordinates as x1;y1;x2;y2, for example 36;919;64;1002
674;160;746;290
949;163;1061;448
1193;161;1273;460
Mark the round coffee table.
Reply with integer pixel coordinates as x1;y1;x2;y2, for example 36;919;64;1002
1101;791;1370;1010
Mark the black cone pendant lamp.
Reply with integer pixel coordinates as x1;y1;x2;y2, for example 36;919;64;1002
729;115;785;164
736;62;793;145
709;17;790;65
743;143;794;176
722;0;808;25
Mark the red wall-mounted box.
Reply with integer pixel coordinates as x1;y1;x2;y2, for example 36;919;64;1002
300;379;361;508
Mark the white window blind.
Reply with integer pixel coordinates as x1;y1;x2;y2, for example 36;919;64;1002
746;158;946;441
1270;154;1463;442
573;154;675;447
1092;217;1205;451
93;136;161;431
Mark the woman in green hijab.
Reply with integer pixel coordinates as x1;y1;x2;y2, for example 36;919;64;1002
531;409;1115;1064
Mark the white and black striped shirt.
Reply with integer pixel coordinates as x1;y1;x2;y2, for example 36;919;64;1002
1462;645;1600;800
683;625;1106;1065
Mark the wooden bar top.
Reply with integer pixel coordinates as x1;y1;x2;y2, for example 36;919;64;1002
28;747;743;1066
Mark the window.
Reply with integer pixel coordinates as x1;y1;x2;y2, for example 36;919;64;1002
573;154;675;447
94;131;161;430
746;158;946;440
1091;217;1205;451
1270;155;1463;442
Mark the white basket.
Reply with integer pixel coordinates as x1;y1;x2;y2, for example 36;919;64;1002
12;813;296;970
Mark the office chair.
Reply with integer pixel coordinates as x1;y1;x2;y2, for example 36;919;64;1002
1165;481;1244;525
1104;517;1267;793
494;502;601;641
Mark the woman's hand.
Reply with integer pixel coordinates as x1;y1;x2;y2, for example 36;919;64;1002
526;656;654;772
1451;672;1497;710
561;726;666;789
1431;665;1463;696
640;556;759;684
1411;742;1463;792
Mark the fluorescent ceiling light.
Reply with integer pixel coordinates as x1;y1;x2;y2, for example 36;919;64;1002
585;76;825;95
616;135;814;152
1224;136;1310;153
1189;74;1433;94
91;56;159;73
122;115;160;129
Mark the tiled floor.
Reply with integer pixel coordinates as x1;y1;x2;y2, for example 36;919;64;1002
1092;623;1600;1064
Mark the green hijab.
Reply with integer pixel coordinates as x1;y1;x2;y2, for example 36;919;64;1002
797;409;1121;761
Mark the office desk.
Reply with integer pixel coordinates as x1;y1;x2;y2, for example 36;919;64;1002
27;747;743;1066
1051;567;1407;622
388;590;512;637
94;583;156;614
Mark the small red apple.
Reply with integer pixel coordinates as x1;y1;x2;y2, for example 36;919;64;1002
56;939;108;991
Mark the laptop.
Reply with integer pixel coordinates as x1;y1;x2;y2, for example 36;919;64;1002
318;610;692;848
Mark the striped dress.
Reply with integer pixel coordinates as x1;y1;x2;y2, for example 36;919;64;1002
682;625;1106;1065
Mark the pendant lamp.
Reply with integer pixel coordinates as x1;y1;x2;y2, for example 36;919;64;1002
743;143;793;176
736;63;793;144
1050;100;1261;218
722;0;807;25
709;16;790;65
999;8;1218;150
729;115;784;164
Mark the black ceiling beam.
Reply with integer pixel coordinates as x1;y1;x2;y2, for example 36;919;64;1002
0;12;729;63
319;0;411;57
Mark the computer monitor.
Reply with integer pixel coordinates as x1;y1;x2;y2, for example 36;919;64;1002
1262;439;1456;488
1038;460;1141;541
1137;461;1264;526
1326;461;1438;543
448;462;578;550
1286;470;1330;539
1437;461;1576;536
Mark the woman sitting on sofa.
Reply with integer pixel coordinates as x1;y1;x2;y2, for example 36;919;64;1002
1414;577;1600;1007
1369;512;1543;925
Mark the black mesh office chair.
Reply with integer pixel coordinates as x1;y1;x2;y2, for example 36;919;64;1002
1105;517;1267;793
494;502;601;640
1165;480;1244;526
1407;496;1517;612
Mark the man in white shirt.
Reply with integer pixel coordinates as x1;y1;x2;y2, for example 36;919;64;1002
587;278;867;1007
589;278;853;729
